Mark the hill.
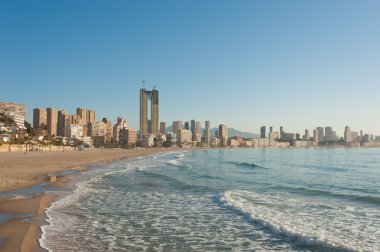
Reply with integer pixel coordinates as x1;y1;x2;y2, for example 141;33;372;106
165;126;259;139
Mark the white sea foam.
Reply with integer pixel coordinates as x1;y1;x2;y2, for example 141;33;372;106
220;190;380;251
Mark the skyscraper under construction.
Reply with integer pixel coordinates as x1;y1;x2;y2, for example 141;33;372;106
140;87;159;138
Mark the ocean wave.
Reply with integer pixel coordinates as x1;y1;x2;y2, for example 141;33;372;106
226;161;266;169
166;159;192;170
275;186;380;205
220;190;378;251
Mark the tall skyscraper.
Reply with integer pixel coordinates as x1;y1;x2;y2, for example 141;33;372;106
195;121;202;142
47;107;58;136
304;129;310;141
260;126;266;139
57;110;69;137
270;126;273;134
219;124;228;147
151;89;159;135
160;122;166;135
140;88;159;138
325;126;334;142
204;120;211;145
33;108;47;129
190;120;196;140
184;122;190;130
313;129;318;146
173;121;183;134
344;126;352;144
316;127;325;143
280;126;284;139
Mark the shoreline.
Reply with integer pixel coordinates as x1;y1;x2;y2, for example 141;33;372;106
0;148;172;252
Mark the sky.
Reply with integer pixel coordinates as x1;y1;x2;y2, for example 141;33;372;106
1;0;380;136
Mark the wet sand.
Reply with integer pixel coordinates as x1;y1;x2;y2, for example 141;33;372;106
0;148;171;252
0;194;56;252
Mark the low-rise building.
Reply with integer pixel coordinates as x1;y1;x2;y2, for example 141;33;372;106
66;124;84;139
292;140;313;148
120;128;137;147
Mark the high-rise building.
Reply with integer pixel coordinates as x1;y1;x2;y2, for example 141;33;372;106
47;108;58;136
344;126;352;145
195;121;202;142
113;117;128;143
76;108;96;136
151;89;159;136
270;126;273;134
316;127;325;143
160;122;166;135
325;127;334;142
57;110;69;137
140;88;159;138
204;120;211;145
177;129;192;145
33;108;47;129
280;126;284;139
76;108;88;125
313;129;318;146
304;129;310;141
87;110;96;124
173;121;183;134
219;124;228;147
102;118;113;143
260;126;266;139
184;122;190;130
191;120;196;140
0;102;27;128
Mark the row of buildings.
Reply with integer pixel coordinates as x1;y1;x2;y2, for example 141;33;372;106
2;90;380;149
32;107;138;147
258;125;380;148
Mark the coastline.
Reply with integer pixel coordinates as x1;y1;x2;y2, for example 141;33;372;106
0;148;171;252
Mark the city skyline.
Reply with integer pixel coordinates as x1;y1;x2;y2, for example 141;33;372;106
1;1;380;135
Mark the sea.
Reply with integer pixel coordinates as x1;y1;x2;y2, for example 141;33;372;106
40;148;380;252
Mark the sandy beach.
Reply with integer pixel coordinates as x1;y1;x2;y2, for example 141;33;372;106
0;148;169;252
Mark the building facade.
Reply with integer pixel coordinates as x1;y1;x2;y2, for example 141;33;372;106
204;120;211;145
140;88;159;138
0;102;27;129
47;108;58;136
160;122;166;135
260;126;266;139
173;121;183;135
219;124;228;147
33;108;47;129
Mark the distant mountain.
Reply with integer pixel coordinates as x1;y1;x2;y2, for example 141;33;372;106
211;128;259;139
165;126;259;139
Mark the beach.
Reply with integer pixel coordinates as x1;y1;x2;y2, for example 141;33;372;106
0;148;167;252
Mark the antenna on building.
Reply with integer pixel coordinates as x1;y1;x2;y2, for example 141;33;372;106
153;85;156;90
142;80;145;89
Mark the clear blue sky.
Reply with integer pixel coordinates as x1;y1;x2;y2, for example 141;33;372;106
1;0;380;136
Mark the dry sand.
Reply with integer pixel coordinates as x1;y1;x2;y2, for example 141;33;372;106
0;148;165;192
0;148;171;252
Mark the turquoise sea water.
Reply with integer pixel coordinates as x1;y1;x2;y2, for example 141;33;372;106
40;149;380;251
